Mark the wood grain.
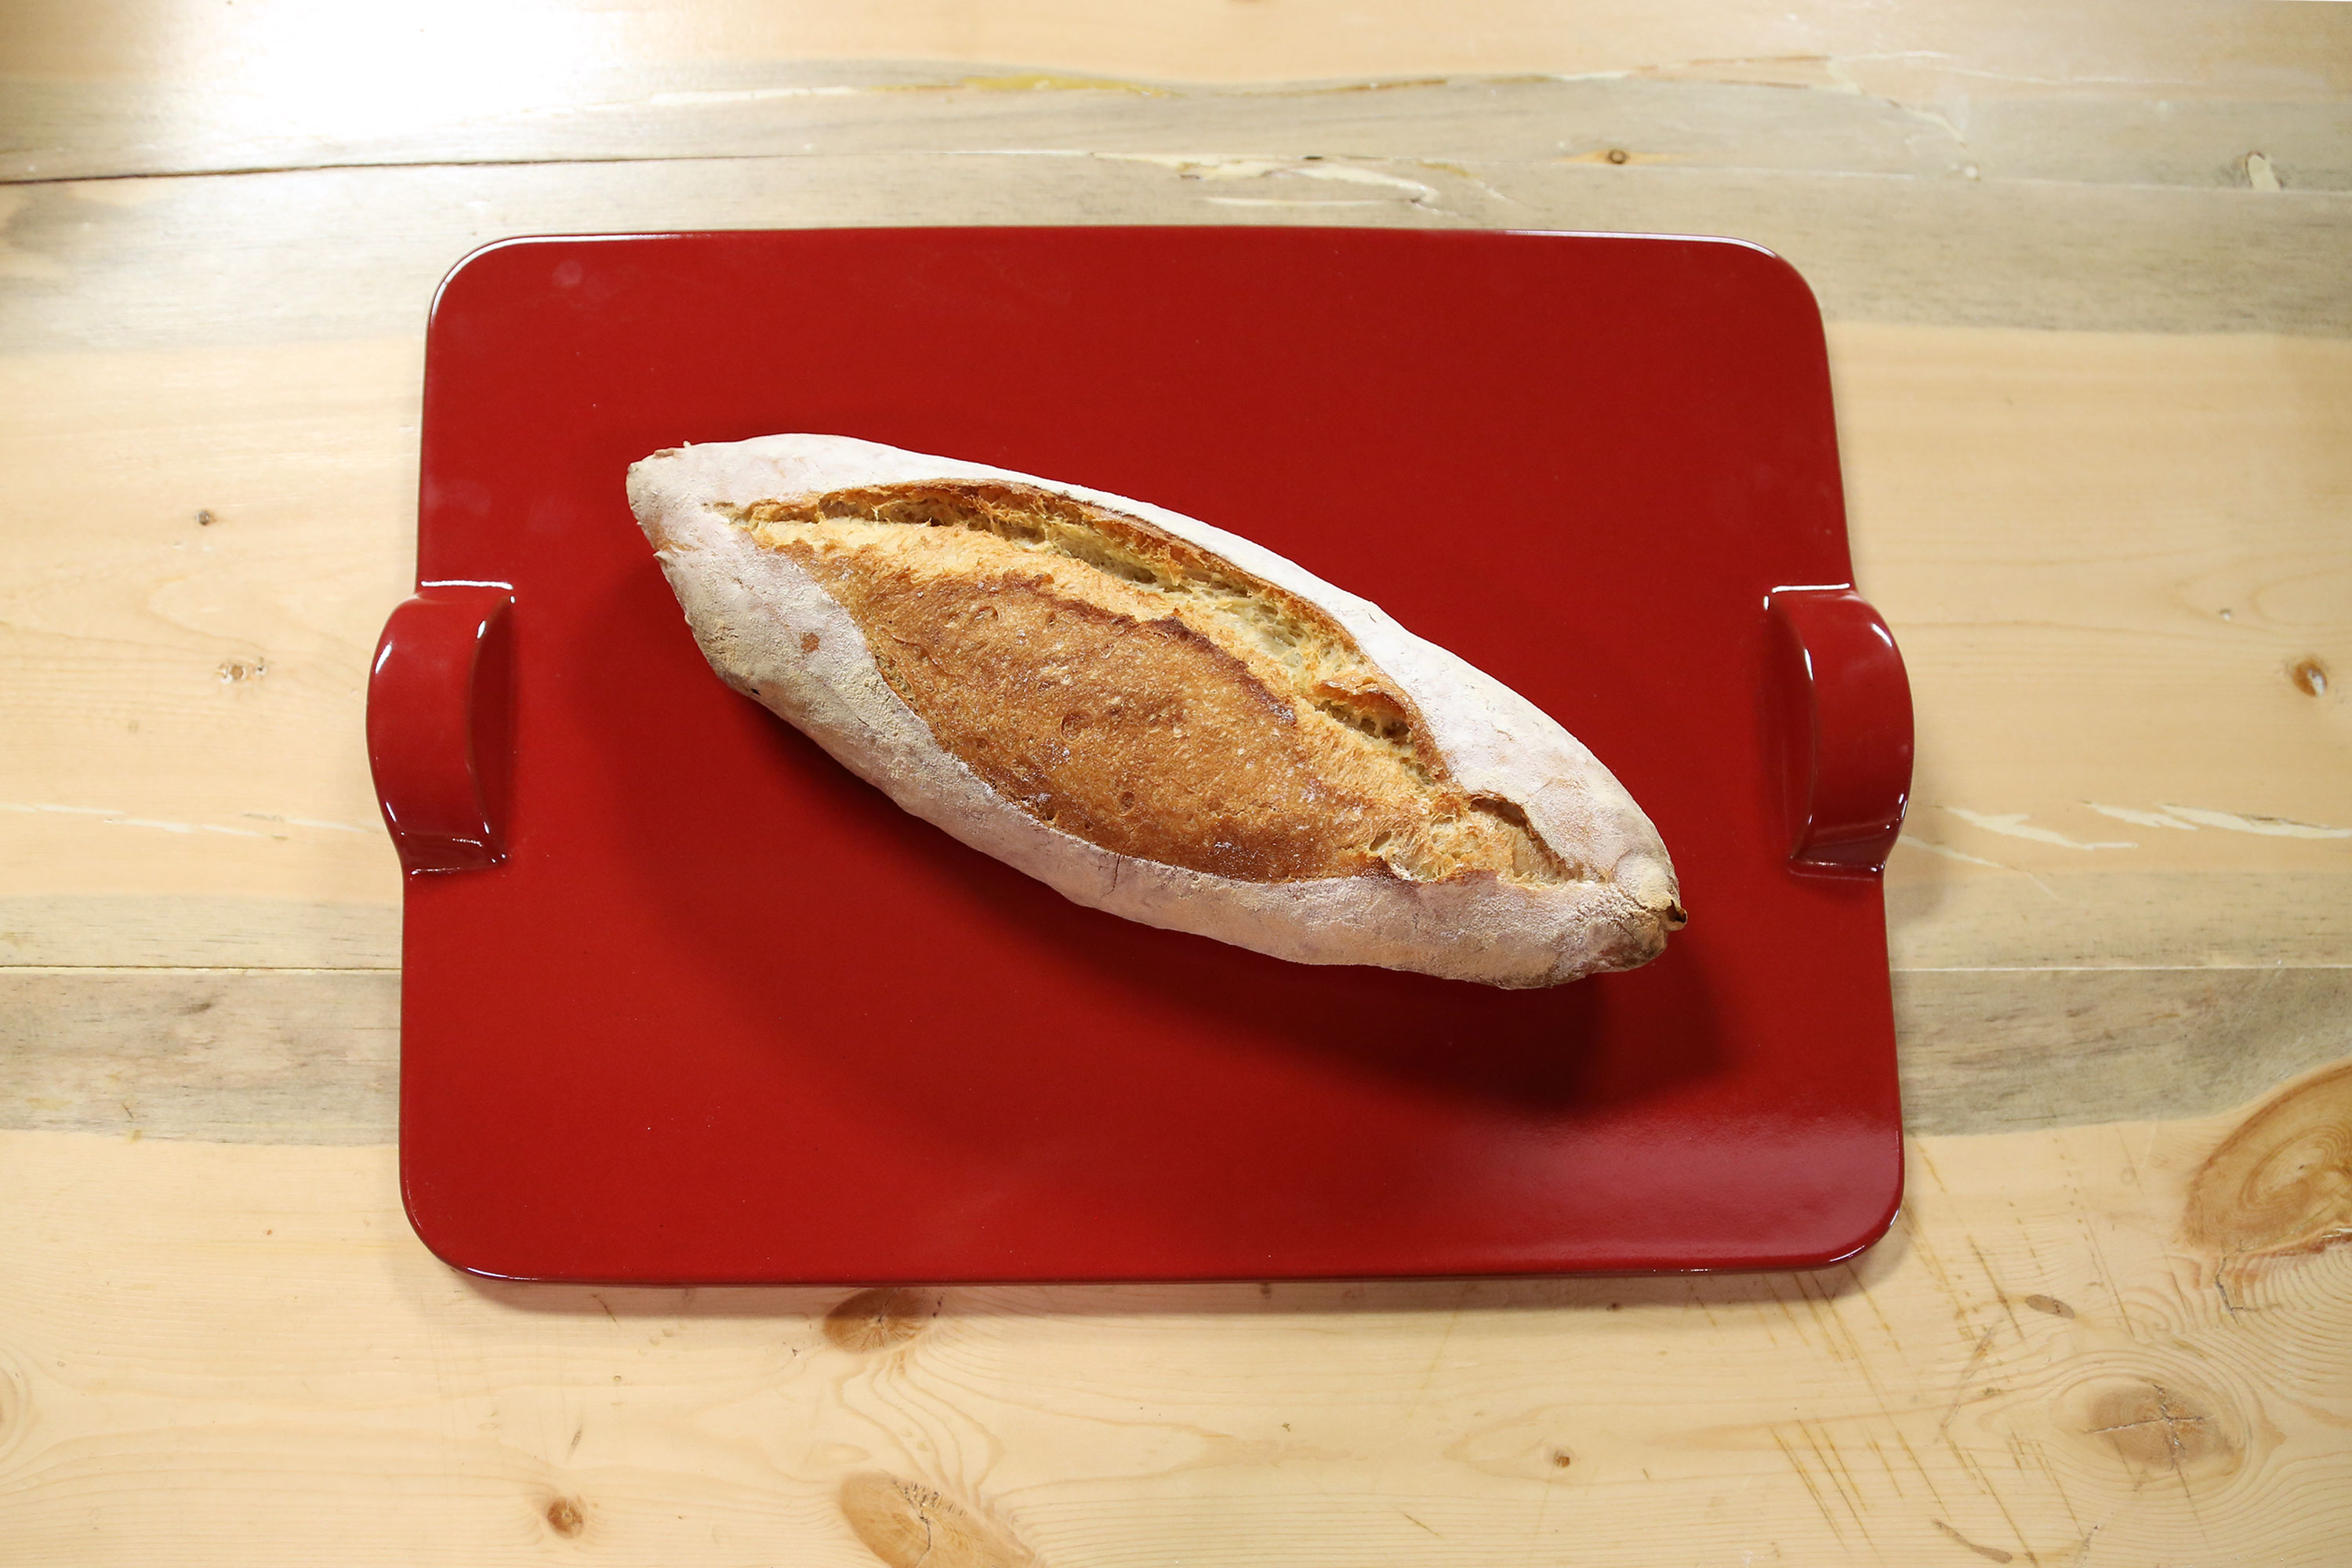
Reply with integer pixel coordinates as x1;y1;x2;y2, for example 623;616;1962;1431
0;1059;2346;1565
0;895;399;971
0;968;398;1143
1849;325;2352;970
5;0;2347;182
7;148;2349;355
1892;966;2352;1136
7;66;2348;194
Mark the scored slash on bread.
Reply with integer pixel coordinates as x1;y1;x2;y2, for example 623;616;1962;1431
628;435;1685;988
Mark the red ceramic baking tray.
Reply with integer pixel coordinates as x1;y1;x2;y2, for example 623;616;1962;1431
372;227;1912;1283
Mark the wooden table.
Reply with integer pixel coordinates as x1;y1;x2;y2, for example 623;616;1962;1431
5;4;2348;1563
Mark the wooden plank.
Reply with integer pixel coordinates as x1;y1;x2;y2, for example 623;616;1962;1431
1888;871;2352;972
7;67;2348;192
8;965;2347;1144
16;0;2343;92
1893;964;2352;1136
0;1062;2346;1564
1846;322;2352;968
0;969;398;1144
5;324;2342;971
0;896;400;971
5;154;2349;356
0;336;413;952
5;1;2346;181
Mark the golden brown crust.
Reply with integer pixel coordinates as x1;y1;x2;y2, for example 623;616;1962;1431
794;561;1405;880
631;435;1686;985
742;481;1568;885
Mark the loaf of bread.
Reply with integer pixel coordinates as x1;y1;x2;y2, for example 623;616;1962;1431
628;435;1685;987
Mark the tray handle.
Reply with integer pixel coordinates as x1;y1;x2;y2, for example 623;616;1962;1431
366;584;515;873
1763;586;1914;876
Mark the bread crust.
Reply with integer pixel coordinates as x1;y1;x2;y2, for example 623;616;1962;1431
629;435;1684;987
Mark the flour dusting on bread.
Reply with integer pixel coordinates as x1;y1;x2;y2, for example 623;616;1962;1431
630;434;1683;987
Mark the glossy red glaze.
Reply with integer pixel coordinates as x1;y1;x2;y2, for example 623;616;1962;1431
1766;589;1915;875
368;587;514;873
387;227;1908;1283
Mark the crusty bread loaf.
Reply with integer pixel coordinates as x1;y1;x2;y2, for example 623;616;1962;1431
628;435;1684;987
